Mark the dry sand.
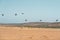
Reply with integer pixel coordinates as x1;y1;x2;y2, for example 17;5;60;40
0;26;60;40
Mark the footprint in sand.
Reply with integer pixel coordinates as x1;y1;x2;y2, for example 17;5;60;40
40;35;49;40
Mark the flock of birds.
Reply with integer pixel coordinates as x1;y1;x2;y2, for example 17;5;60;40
0;12;59;22
0;13;28;22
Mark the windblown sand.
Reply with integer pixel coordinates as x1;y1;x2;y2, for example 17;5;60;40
0;26;60;40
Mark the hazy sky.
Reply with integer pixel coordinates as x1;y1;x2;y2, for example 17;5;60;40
0;0;60;23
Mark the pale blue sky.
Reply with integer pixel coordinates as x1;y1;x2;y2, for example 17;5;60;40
0;0;60;23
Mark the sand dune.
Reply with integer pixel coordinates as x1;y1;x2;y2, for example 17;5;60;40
0;26;60;40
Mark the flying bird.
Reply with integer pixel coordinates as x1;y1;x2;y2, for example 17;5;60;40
2;14;4;16
25;19;27;22
21;13;24;15
15;13;17;16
